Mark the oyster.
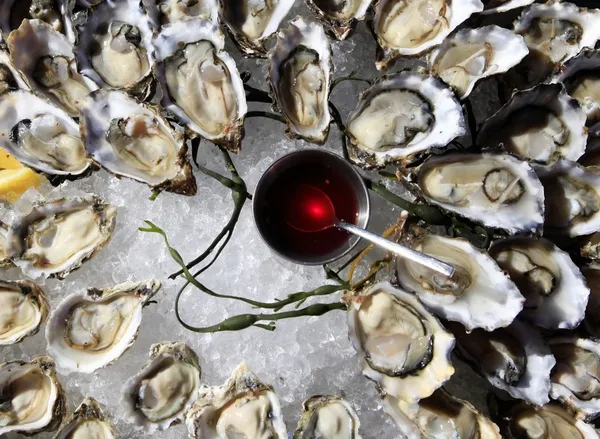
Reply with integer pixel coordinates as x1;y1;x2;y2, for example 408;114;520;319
428;26;529;100
76;0;155;99
413;152;545;233
447;319;555;406
122;341;202;432
80;89;196;195
347;281;455;403
0;48;29;94
0;280;48;345
154;18;247;152
537;160;600;237
346;72;465;169
583;264;600;337
145;0;218;28
372;0;483;70
0;90;89;175
6;195;116;279
0;220;12;267
269;17;332;144
293;395;361;439
54;397;116;439
0;0;75;43
8;19;98;117
481;0;534;15
0;356;66;435
489;236;590;330
383;389;501;439
478;84;588;166
219;0;295;56
396;231;524;331
185;361;287;438
46;280;161;373
305;0;372;40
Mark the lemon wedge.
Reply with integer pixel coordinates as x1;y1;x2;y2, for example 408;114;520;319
0;147;23;170
0;168;44;203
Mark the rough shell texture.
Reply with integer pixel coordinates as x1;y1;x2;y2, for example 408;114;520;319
53;396;116;439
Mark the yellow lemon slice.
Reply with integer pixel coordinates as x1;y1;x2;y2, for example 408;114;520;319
0;147;23;170
0;168;44;203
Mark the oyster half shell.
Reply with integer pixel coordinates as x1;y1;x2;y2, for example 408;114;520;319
0;0;75;43
305;0;372;40
53;397;116;439
293;395;361;439
0;279;48;345
144;0;219;28
46;280;161;374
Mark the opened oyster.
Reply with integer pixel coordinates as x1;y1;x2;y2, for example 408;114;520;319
346;72;465;169
481;0;534;15
145;0;218;28
429;26;529;100
80;89;196;195
54;397;116;439
0;89;89;175
448;319;555;406
413;152;545;233
396;231;524;331
219;0;294;56
372;0;483;69
347;281;455;403
0;356;66;435
46;280;161;373
6;195;116;279
583;265;600;337
294;395;361;439
269;17;332;144
122;341;202;432
154;18;247;152
538;160;600;237
478;84;587;166
383;389;501;439
305;0;372;40
76;0;155;99
186;361;287;438
0;280;48;345
0;0;75;43
8;19;98;117
0;48;29;94
490;236;590;329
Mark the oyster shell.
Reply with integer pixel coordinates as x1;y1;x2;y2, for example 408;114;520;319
346;72;465;169
0;48;29;94
293;395;361;439
305;0;372;40
383;388;501;439
489;236;590;330
80;89;196;195
396;231;524;331
122;341;202;432
145;0;218;28
6;194;116;279
481;0;534;15
447;319;555;406
347;281;455;403
269;17;332;144
372;0;483;70
0;279;48;345
0;89;89;175
76;0;155;100
185;361;287;438
583;264;600;338
154;18;247;152
53;397;116;439
45;280;161;373
428;25;529;100
413;152;545;233
0;355;66;435
478;83;588;166
219;0;294;56
0;0;75;43
8;19;98;117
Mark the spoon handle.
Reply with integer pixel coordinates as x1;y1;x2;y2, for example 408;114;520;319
337;221;455;277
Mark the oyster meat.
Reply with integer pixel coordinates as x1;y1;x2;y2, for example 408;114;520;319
46;280;160;373
347;281;455;403
6;195;116;279
396;231;524;331
0;356;66;435
583;264;600;337
269;17;332;144
122;341;202;432
80;89;197;195
490;236;590;329
0;0;75;43
429;25;529;100
293;395;361;439
154;18;247;152
372;0;483;69
0;279;48;345
186;361;287;438
0;89;89;175
305;0;372;40
8;19;98;117
54;397;116;439
346;72;465;169
414;152;545;233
